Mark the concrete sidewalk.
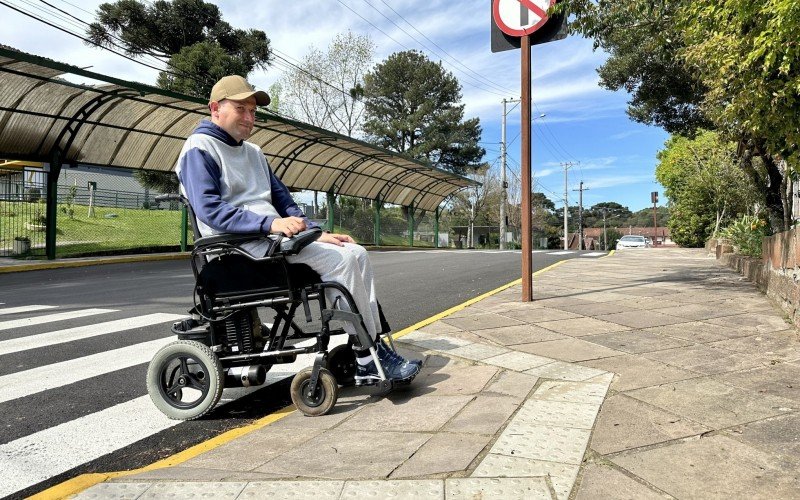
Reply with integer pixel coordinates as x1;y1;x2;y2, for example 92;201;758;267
74;248;800;499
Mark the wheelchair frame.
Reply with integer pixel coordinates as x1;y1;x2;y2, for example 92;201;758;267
145;195;395;419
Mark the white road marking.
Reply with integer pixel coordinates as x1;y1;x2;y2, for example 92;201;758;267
580;252;606;257
0;305;58;316
0;396;179;498
0;337;172;404
0;313;184;356
547;251;574;255
0;308;116;332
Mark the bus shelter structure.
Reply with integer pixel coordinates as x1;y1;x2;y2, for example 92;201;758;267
0;46;476;259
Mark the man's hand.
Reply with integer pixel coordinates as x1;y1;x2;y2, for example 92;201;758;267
318;232;355;246
270;216;307;237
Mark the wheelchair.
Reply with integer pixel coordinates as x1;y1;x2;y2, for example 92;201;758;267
146;194;408;420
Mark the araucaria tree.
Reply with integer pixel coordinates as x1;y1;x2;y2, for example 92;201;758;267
87;0;271;98
362;50;485;176
86;0;272;193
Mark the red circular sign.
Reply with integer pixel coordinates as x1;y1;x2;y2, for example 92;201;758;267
493;0;555;37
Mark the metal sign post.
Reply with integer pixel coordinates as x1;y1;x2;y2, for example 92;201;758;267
521;33;532;300
491;0;564;301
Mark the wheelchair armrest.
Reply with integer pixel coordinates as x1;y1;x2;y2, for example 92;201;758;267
194;232;264;248
278;227;322;255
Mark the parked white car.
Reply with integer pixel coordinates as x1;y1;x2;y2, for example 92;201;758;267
616;235;650;249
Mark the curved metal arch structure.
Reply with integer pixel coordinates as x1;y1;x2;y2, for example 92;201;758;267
0;46;477;213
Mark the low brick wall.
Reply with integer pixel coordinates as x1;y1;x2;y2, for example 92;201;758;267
714;228;800;325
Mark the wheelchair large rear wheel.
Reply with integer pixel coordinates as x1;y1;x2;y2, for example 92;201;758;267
326;344;356;386
290;367;338;417
147;340;224;420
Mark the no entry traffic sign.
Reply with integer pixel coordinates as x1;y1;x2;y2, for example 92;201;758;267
492;0;555;37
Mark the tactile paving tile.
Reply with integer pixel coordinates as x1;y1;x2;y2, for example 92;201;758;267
472;454;579;500
447;342;510;361
398;330;437;343
139;481;246;499
407;335;473;352
533;380;609;405
513;399;601;429
490;423;591;464
483;351;554;372
524;360;608;382
340;480;443;499
238;480;344;499
74;482;151;499
445;477;551;500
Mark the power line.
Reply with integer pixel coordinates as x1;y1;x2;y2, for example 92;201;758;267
337;0;509;98
365;0;516;96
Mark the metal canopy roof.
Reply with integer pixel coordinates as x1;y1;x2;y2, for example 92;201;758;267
0;46;476;211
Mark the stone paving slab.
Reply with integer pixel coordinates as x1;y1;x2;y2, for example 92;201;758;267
584;330;694;354
523;360;607;382
574;463;671;500
596;310;687;329
472;324;569;345
516;337;624;362
726;412;800;460
641;343;769;375
580;353;701;392
625;376;797;429
611;435;800;499
471;455;578;500
390;433;491;478
590;393;711;455
534;316;632;336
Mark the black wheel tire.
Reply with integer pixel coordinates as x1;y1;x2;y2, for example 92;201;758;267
327;344;356;386
290;367;338;417
146;340;224;420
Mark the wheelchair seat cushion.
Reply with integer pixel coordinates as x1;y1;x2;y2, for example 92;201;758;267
198;254;322;299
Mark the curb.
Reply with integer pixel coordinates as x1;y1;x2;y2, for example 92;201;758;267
31;259;569;499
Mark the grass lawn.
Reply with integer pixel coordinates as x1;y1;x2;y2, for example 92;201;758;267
2;202;443;259
0;201;190;258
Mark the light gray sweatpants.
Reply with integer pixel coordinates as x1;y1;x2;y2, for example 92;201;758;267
286;241;381;338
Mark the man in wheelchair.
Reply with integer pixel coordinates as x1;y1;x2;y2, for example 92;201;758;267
175;75;421;388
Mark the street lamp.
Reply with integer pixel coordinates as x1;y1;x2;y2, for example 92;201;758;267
500;104;545;249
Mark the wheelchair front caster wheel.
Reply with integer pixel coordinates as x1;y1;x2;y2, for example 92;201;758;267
146;340;224;420
327;344;356;386
290;367;338;417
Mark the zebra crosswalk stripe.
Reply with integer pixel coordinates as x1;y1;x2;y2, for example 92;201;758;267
0;396;178;498
0;313;184;356
0;337;172;404
0;308;117;332
0;305;59;316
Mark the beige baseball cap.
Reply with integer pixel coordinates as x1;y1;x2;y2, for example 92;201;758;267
209;75;270;106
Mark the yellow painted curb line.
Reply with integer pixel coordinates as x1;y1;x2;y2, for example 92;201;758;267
392;259;568;340
33;255;573;499
601;250;616;258
0;253;189;274
31;405;296;500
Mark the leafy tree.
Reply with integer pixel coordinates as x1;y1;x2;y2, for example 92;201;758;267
87;0;271;97
678;0;800;231
280;31;375;137
655;131;759;246
449;164;500;247
557;0;711;135
362;50;485;176
86;0;272;194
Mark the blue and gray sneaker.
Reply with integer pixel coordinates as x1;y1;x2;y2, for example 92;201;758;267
355;347;421;387
377;341;423;369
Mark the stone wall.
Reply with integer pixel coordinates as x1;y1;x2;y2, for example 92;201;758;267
713;229;800;325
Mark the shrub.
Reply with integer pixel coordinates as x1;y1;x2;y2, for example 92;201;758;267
720;214;768;257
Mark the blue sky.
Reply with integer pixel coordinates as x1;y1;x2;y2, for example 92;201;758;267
1;0;669;212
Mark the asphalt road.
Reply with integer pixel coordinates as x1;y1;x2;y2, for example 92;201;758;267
0;248;603;498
